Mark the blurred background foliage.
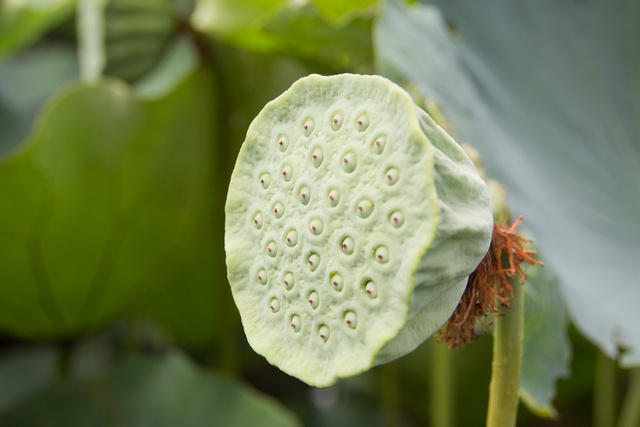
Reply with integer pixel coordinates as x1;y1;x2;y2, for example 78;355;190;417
0;0;638;426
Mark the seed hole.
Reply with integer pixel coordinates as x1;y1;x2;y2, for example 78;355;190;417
374;246;389;264
364;281;378;299
328;190;340;207
356;200;374;218
319;324;330;342
277;136;289;152
309;218;324;236
290;315;301;332
270;298;280;313
356;115;369;132
266;241;278;257
300;186;310;205
285;229;298;247
257;269;267;285
259;173;271;189
308;291;319;309
330;272;344;292
342;152;357;173
303;119;315;136
344;311;358;329
390;211;405;228
311;147;324;168
341;237;355;255
282;165;293;182
283;272;295;290
372;136;386;154
385;168;399;185
308;253;320;272
253;212;263;229
273;202;284;219
331;113;343;131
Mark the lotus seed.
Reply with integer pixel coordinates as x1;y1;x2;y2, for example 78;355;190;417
356;200;374;218
253;212;263;229
372;136;386;154
285;229;298;247
259;173;270;189
319;325;330;342
391;211;404;228
291;315;301;332
284;272;295;290
364;281;378;299
300;186;310;205
308;253;320;271
303;119;314;136
270;298;281;313
308;291;319;309
385;168;399;186
328;190;340;207
225;73;494;388
309;219;324;235
331;113;343;131
374;246;389;264
330;272;344;291
273;202;284;219
342;152;357;173
344;311;358;329
278;136;289;152
311;147;324;168
267;241;278;257
356;115;369;131
341;237;355;255
282;165;293;182
257;269;267;285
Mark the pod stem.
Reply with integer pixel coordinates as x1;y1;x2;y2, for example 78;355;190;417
618;367;640;427
594;350;617;427
429;338;454;427
486;279;524;427
380;362;400;427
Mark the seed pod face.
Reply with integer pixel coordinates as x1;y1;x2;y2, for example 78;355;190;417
225;74;493;387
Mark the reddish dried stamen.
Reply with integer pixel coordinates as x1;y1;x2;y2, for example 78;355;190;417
436;216;543;349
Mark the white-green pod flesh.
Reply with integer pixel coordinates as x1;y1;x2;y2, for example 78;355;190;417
225;74;493;387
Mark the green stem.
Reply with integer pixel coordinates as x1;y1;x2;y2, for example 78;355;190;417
429;339;453;427
594;350;617;427
380;362;400;427
486;281;524;427
77;0;107;83
56;340;73;383
618;367;640;427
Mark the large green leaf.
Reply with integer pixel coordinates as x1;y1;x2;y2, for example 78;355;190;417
2;384;109;427
521;258;572;417
0;0;76;59
375;0;640;366
193;1;374;72
88;351;302;427
310;0;377;26
0;68;215;339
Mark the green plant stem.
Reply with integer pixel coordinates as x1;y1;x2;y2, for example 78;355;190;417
77;0;106;83
594;350;617;427
56;340;73;383
618;367;640;427
380;362;400;427
429;339;453;427
486;281;524;427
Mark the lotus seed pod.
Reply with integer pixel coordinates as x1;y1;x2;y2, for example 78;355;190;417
225;74;493;387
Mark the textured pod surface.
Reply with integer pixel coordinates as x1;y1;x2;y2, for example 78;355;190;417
225;74;493;387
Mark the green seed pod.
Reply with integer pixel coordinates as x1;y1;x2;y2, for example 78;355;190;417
225;74;493;387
